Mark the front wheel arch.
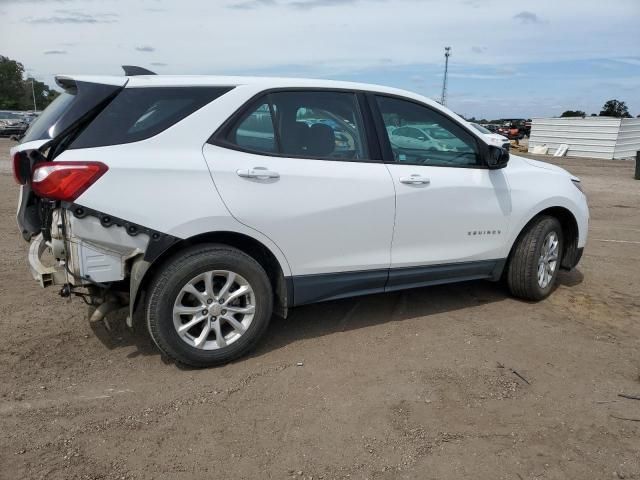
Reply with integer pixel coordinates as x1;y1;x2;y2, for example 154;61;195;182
507;206;580;273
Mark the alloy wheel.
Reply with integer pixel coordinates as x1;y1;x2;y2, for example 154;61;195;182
172;270;255;350
537;231;559;289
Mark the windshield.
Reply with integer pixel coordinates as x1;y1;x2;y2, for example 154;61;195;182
471;122;492;134
0;111;25;120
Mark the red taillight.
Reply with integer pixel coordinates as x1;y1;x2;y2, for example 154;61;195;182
12;152;29;185
31;161;108;202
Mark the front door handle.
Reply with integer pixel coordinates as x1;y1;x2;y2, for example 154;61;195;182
236;167;280;179
399;174;430;185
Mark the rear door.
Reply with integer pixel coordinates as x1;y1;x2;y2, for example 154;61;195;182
203;90;396;303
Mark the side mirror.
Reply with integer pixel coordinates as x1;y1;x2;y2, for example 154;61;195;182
486;145;509;169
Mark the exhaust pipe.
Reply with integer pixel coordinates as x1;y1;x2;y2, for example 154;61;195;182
89;300;121;330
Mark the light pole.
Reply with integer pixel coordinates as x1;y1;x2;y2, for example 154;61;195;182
31;80;37;112
440;46;451;106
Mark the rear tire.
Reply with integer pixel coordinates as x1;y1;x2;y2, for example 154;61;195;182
146;244;273;367
507;216;563;301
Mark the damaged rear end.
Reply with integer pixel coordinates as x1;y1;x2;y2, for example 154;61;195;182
13;74;140;314
13;73;233;325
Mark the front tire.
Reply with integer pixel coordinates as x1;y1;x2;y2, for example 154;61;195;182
146;244;273;367
507;216;563;301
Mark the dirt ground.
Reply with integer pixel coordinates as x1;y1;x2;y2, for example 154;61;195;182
1;138;639;480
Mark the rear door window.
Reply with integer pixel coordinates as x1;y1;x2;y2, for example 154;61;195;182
271;91;368;160
218;90;369;161
70;86;232;148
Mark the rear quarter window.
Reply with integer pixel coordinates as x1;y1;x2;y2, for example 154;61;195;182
70;86;232;148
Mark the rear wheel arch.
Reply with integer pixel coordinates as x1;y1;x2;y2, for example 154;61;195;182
130;231;290;326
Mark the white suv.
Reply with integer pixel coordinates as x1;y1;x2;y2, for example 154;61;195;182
12;68;588;367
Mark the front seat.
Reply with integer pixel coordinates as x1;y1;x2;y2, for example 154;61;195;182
281;121;310;156
306;123;335;157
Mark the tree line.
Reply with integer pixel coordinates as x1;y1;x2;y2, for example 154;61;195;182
469;99;637;124
561;99;636;118
0;55;59;111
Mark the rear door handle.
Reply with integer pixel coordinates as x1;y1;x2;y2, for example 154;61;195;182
399;174;430;185
236;167;280;179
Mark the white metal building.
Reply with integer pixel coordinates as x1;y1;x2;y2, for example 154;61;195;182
528;117;640;160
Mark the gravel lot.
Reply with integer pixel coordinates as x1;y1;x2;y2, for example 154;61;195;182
1;138;639;480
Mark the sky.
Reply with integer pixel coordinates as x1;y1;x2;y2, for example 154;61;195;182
1;0;639;119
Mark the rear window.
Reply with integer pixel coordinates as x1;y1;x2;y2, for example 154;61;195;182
70;86;232;148
21;81;121;143
21;93;74;142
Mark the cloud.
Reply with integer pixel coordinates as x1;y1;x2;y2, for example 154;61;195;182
3;0;638;119
449;72;516;80
494;66;518;75
288;0;357;9
513;11;543;24
135;45;155;52
0;0;74;3
612;57;640;67
227;0;359;10
43;49;67;55
24;10;118;24
227;0;276;10
150;62;167;67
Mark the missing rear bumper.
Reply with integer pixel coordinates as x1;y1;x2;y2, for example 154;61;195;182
28;234;67;287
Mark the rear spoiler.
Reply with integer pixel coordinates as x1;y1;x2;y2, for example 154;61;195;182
122;65;156;76
53;65;156;90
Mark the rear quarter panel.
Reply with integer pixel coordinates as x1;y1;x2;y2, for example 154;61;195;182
53;84;293;276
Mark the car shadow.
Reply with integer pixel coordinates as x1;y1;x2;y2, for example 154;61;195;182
88;304;158;358
89;270;584;366
557;268;584;288
250;280;510;360
252;269;584;360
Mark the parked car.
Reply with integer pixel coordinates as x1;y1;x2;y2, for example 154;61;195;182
0;111;30;138
469;122;510;150
0;110;26;122
389;124;469;153
497;119;529;140
496;125;517;140
12;69;588;367
0;120;29;138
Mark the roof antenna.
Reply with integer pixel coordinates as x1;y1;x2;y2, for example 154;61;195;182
122;65;156;76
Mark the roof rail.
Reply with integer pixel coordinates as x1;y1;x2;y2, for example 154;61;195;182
122;65;156;76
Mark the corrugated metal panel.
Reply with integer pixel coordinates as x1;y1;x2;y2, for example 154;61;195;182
614;118;640;159
528;117;621;159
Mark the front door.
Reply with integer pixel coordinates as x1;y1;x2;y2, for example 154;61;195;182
372;95;511;277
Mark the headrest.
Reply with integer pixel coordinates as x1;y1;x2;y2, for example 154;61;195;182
307;123;335;157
